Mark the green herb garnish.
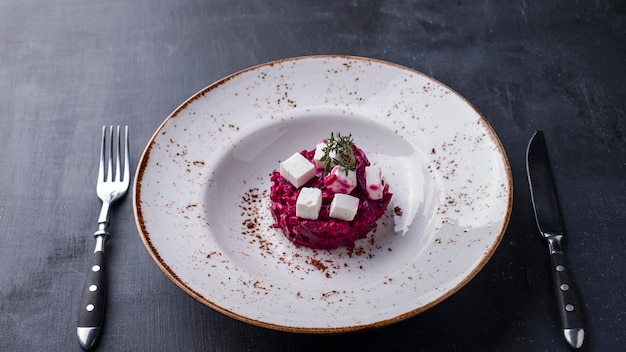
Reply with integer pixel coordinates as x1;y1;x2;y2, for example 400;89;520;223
321;132;356;175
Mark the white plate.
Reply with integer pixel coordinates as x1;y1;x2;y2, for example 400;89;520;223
133;55;512;332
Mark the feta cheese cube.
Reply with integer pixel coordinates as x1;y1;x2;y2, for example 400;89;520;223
313;141;335;169
280;152;316;188
329;193;359;221
364;165;384;200
296;187;322;220
324;165;357;194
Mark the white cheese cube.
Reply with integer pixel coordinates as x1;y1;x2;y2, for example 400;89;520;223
296;187;322;220
313;141;335;169
329;193;359;221
280;152;316;188
325;165;357;194
364;165;384;200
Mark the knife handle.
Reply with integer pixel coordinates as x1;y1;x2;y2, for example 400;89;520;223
77;242;106;350
549;251;585;330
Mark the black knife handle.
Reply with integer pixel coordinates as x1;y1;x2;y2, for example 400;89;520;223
77;249;106;349
549;251;584;330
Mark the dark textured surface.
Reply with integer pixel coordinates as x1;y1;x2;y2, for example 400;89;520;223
1;0;625;351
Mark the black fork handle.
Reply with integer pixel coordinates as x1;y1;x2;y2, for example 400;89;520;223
77;238;106;350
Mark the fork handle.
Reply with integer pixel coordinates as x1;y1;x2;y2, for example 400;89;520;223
77;241;106;350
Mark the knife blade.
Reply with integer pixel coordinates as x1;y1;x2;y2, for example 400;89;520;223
526;131;585;350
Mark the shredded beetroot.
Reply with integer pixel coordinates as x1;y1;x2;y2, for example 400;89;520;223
270;146;392;249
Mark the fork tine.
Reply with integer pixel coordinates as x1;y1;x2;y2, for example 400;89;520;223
123;126;130;183
114;126;122;182
107;126;113;182
98;126;106;182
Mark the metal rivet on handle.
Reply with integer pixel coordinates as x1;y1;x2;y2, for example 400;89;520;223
92;265;101;272
560;283;570;291
556;265;565;272
89;285;98;292
86;304;95;312
565;304;574;312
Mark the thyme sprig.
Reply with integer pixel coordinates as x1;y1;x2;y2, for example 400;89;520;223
321;132;356;175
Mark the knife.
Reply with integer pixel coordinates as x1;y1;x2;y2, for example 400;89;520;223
526;131;585;350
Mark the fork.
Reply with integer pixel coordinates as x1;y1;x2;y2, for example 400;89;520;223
77;126;130;350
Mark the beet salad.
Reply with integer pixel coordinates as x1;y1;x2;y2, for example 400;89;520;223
270;133;392;249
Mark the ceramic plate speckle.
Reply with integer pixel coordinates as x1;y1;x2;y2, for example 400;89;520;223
133;55;512;332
